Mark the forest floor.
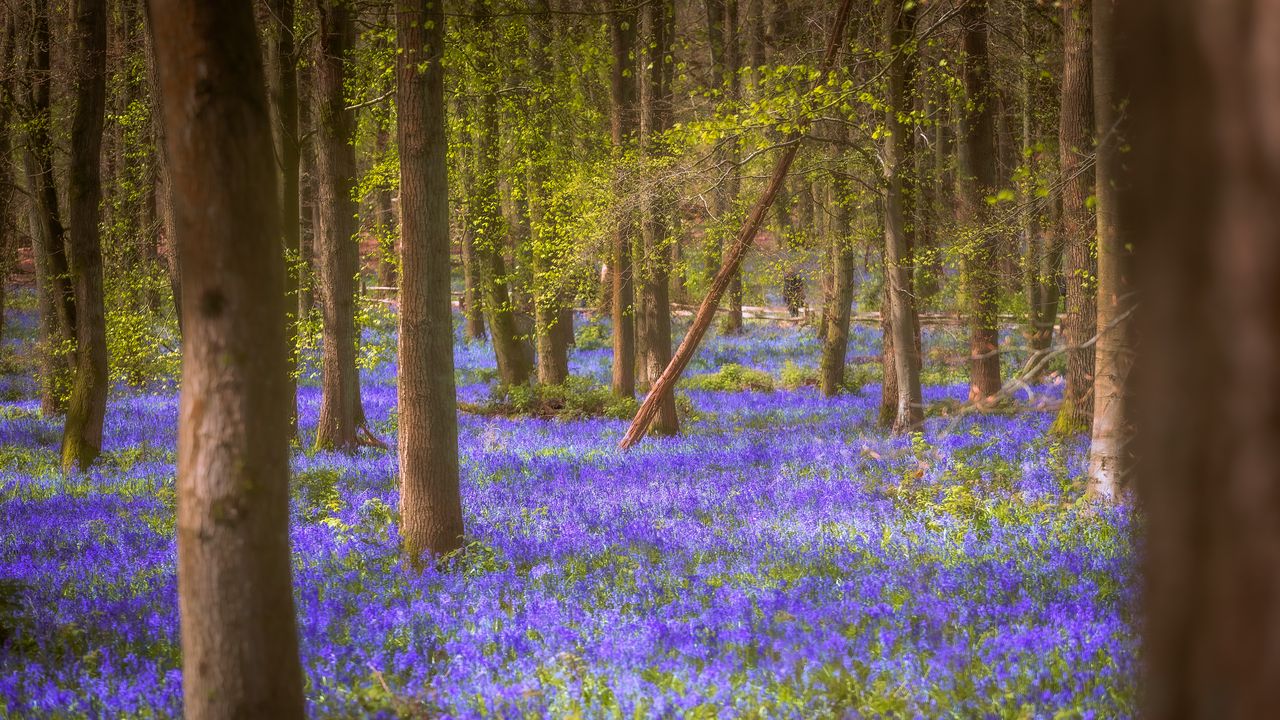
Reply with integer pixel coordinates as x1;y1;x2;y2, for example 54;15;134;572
0;298;1135;717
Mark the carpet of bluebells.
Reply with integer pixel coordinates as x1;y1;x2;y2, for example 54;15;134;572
0;296;1136;718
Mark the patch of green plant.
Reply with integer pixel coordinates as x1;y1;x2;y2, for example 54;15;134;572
682;363;775;392
293;467;344;524
463;376;638;420
778;361;874;394
573;321;610;350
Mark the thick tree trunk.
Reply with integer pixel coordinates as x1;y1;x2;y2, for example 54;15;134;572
1125;1;1280;715
955;0;1002;402
265;0;301;429
149;0;306;716
1085;0;1130;499
609;5;638;398
473;1;529;385
1053;0;1096;435
313;0;371;451
640;0;678;434
882;0;923;432
61;0;110;473
396;0;464;563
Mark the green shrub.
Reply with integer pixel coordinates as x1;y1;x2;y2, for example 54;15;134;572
682;363;775;392
574;322;610;351
467;376;638;420
778;361;874;394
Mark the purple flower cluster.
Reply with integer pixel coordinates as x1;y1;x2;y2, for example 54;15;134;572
0;310;1135;717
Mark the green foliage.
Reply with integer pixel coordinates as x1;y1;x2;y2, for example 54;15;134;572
683;363;775;393
294;467;344;525
778;361;873;394
573;321;610;351
104;272;181;389
469;377;639;421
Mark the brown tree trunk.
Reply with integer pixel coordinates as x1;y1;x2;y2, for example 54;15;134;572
640;0;678;434
1085;0;1130;499
61;0;110;473
821;182;854;398
265;0;301;429
1020;1;1058;369
882;0;923;432
142;7;182;333
374;128;397;289
1052;0;1096;435
473;0;529;385
396;0;464;563
1125;1;1280;715
0;15;13;345
149;0;306;715
610;4;638;398
312;0;370;451
955;0;1002;403
721;0;744;334
453;94;486;343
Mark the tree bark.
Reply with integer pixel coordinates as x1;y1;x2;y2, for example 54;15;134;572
621;0;855;449
396;0;464;563
1125;1;1280;715
820;180;854;398
955;0;1002;403
609;4;638;398
640;0;678;434
149;0;306;716
312;0;370;451
61;0;110;473
142;6;183;333
1085;0;1130;499
453;94;486;343
882;0;923;432
1053;0;1096;435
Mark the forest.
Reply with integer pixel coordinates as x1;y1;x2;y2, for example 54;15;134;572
0;0;1275;717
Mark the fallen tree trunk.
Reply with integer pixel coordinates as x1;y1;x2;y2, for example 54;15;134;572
620;0;855;449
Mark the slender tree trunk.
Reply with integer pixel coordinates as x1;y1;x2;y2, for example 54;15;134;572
821;182;854;397
1052;0;1096;434
297;60;316;319
142;9;182;333
1126;1;1280;715
721;0;744;333
640;0;678;434
149;0;305;716
955;0;1002;402
473;0;529;385
609;4;638;398
1085;0;1130;499
454;94;486;343
312;0;370;451
0;15;13;346
265;0;301;429
1020;2;1058;370
396;0;464;563
61;0;110;473
882;0;923;432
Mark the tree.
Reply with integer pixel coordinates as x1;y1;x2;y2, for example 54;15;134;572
881;0;923;432
609;3;638;399
396;0;464;563
1124;0;1280;715
639;0;678;434
1085;0;1130;500
313;0;373;451
955;0;1002;403
471;0;531;386
61;0;109;473
1053;0;1096;435
148;0;305;715
819;169;854;398
264;0;302;429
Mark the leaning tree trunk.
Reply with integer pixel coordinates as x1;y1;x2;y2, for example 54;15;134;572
312;0;371;451
955;0;1002;403
1126;0;1280;716
1085;0;1130;499
61;0;110;473
149;0;306;715
1053;0;1096;435
882;0;923;432
472;0;530;386
396;0;464;563
640;0;678;434
609;4;638;398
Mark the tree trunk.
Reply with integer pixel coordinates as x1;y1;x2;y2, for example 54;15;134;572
312;0;370;451
142;8;182;333
1020;1;1058;370
1085;0;1130;500
0;15;13;346
882;0;923;432
453;94;486;343
955;0;1002;403
396;0;464;563
61;0;110;473
609;4;638;398
721;0;744;334
1125;1;1280;715
265;0;301;429
149;0;306;715
1052;0;1096;435
473;0;529;385
640;0;678;434
821;182;854;398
